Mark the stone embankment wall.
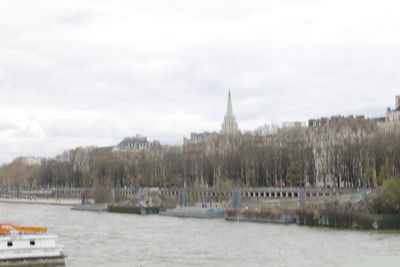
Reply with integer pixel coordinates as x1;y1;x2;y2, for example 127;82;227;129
0;186;362;208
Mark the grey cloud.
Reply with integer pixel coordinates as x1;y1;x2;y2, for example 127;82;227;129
0;121;18;131
59;10;91;26
43;117;118;139
0;0;400;164
12;128;37;138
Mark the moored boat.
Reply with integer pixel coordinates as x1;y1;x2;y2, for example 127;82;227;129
0;223;65;266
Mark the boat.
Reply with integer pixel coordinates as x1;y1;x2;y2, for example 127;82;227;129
0;223;65;266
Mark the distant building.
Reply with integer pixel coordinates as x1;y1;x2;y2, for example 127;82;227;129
220;90;240;134
190;132;212;140
114;135;158;151
386;96;400;122
184;90;240;144
282;121;306;128
20;157;42;166
184;131;215;145
379;95;400;133
308;117;330;127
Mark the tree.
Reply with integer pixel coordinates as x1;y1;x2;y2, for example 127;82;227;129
369;177;400;214
362;165;374;187
286;160;302;187
378;160;393;186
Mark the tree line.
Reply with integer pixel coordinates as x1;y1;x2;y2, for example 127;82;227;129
1;118;399;189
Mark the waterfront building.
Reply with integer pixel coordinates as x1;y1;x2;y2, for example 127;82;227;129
308;115;377;130
220;90;240;134
378;95;400;133
114;135;158;151
183;131;215;145
282;121;306;128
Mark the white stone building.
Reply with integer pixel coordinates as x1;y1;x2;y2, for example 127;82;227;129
378;95;400;133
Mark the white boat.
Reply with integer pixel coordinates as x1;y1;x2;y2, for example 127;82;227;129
0;223;65;266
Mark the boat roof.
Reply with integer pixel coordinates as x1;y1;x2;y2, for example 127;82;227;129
0;223;47;235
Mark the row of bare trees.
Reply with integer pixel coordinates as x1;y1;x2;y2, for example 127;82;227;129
1;119;400;189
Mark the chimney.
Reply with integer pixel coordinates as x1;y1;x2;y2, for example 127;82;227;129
396;95;400;110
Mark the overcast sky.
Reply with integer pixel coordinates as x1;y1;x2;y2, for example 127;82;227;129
1;0;400;164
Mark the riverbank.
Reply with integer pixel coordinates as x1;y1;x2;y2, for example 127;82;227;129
0;197;81;206
160;207;225;218
71;204;108;212
225;208;400;230
226;209;297;224
3;197;400;230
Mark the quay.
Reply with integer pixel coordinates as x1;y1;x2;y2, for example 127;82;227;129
160;207;225;219
0;197;81;206
0;186;363;208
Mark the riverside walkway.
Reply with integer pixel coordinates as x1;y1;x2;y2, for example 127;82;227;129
0;186;361;205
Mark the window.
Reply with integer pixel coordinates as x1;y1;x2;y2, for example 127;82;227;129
30;240;36;246
7;241;13;247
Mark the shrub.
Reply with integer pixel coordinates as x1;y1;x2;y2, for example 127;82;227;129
368;178;400;214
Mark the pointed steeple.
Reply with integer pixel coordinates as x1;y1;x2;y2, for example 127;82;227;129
221;89;239;134
226;89;234;117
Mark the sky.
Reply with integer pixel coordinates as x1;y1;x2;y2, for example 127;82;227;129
1;0;400;164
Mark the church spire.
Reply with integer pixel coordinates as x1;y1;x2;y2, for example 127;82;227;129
226;89;234;117
221;89;239;134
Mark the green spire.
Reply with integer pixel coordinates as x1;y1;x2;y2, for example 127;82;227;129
226;89;234;117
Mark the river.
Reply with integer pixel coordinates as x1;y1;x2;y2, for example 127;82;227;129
1;202;400;267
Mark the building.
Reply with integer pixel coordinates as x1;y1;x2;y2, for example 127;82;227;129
282;121;306;128
378;95;400;134
386;95;400;122
184;90;240;144
220;90;240;134
114;135;158;151
20;157;42;166
184;131;214;145
308;117;330;127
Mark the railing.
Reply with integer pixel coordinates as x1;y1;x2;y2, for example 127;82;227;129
0;186;362;200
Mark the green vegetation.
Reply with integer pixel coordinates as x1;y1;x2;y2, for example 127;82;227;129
297;210;376;229
368;177;400;214
296;178;400;229
297;210;400;230
286;160;302;186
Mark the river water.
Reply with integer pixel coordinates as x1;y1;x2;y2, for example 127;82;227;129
1;202;400;267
